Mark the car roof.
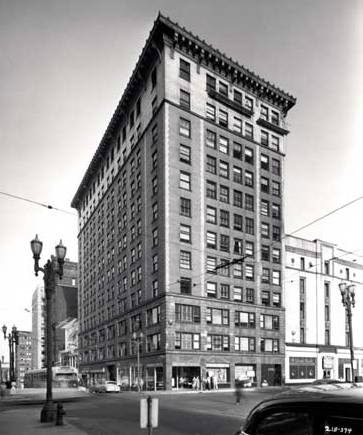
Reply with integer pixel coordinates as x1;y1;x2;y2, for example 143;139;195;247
246;385;363;417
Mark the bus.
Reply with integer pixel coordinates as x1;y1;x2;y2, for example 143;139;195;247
24;366;78;388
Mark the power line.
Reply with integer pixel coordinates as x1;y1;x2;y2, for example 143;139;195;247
0;190;76;216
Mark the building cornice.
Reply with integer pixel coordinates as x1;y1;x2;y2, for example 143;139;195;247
71;12;296;210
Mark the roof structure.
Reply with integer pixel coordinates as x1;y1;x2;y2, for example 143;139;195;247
71;13;296;210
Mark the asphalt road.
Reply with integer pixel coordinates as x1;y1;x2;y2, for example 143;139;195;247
63;389;281;435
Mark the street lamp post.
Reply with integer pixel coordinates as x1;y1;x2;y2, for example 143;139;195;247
30;234;67;423
132;331;144;392
339;282;356;383
2;325;19;385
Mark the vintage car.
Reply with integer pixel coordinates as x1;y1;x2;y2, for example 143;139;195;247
234;383;363;435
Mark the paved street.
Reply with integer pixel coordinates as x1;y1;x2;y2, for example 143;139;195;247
0;388;284;435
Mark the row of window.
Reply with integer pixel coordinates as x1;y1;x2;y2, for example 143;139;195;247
82;334;279;358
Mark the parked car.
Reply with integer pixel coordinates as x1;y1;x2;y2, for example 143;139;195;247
104;381;120;393
234;383;363;435
89;381;120;393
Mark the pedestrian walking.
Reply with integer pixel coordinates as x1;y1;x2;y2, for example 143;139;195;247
196;376;200;390
235;381;242;405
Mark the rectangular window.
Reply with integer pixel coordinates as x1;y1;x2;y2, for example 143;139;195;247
220;209;229;227
261;154;269;171
218;109;228;127
219;136;229;154
207;307;229;325
245;170;254;187
233;142;242;159
219;160;229;178
261;291;270;306
261;245;270;261
272;158;281;175
220;185;229;203
233;89;243;104
180;89;191;109
272;203;281;219
245;147;254;164
235;336;255;352
219;81;228;97
206;256;217;273
272;225;281;241
206;74;216;92
260;338;279;353
220;284;230;299
272;181;281;196
271;135;280;151
180;171;191;190
234;238;243;254
180;277;192;295
246;288;255;304
220;234;230;252
179;118;191;138
180;144;191;164
271;110;279;125
233;166;243;184
261;177;269;193
261;222;270;238
272;248;281;264
261;199;269;216
206;231;217;249
206;180;217;199
206;281;217;298
260;105;268;121
233;190;243;208
206;155;217;174
235;311;256;328
206;103;216;121
180;251;191;269
180;224;191;243
245;264;254;281
206;206;217;224
245;122;253;139
233;286;242;301
180;197;191;217
233;116;242;133
206;129;216;148
261;268;270;283
179;58;191;81
272;270;281;286
233;214;243;231
273;292;281;307
261;130;269;146
175;303;200;322
245;217;254;235
244;96;253;111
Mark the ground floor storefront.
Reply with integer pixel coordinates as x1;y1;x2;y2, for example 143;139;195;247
285;343;363;384
79;353;284;390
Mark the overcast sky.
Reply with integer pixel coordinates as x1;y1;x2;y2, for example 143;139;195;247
0;0;362;357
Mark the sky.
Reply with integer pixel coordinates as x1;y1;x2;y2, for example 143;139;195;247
0;0;362;358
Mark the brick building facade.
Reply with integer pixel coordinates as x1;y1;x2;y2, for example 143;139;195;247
71;14;296;389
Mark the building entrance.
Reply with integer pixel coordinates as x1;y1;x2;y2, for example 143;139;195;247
172;366;200;389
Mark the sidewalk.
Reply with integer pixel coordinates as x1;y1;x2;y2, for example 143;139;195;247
0;406;87;435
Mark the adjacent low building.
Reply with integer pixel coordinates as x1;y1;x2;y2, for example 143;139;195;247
284;236;363;384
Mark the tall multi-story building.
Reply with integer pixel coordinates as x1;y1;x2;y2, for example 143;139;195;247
15;330;32;388
284;236;363;384
71;14;296;389
31;260;78;369
31;285;45;369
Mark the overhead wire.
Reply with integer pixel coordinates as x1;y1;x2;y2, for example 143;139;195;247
0;190;76;216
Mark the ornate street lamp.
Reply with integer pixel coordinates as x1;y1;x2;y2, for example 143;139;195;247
339;282;356;383
30;235;67;422
132;331;144;392
2;324;19;385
